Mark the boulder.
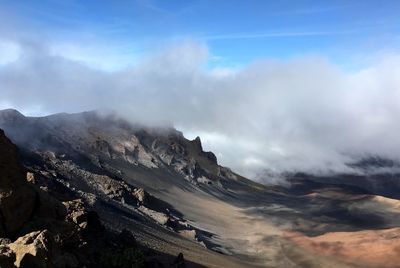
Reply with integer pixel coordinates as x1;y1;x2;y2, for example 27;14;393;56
197;176;212;185
179;229;197;241
63;199;104;234
138;206;170;225
63;199;86;225
133;188;147;203
26;172;35;184
8;230;53;268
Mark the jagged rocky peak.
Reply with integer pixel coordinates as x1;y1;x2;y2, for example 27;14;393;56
192;136;203;151
191;136;218;165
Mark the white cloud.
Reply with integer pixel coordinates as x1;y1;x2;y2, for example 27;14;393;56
1;39;400;182
0;40;21;65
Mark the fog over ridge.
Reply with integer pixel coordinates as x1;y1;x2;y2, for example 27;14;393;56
1;39;400;182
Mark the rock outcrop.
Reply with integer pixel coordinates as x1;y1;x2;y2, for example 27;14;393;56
0;129;36;238
8;230;54;268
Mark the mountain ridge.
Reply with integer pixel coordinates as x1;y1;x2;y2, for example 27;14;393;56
2;109;400;267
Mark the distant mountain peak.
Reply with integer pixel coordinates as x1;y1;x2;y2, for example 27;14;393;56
0;108;25;118
0;109;27;126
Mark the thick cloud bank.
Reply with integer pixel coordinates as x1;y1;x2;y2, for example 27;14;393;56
1;39;400;181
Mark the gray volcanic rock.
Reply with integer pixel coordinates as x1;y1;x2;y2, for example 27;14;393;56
0;110;234;186
133;188;147;203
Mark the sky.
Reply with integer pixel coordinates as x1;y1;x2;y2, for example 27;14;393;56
1;0;400;182
1;0;399;70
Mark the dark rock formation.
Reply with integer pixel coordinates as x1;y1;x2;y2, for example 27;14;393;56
173;252;186;268
0;129;36;238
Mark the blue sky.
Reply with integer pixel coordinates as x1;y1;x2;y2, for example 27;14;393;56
1;0;399;70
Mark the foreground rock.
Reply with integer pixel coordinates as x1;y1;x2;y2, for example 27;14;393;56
7;230;56;268
0;129;36;238
0;128;190;267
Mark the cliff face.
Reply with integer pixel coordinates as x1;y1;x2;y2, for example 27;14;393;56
0;110;238;188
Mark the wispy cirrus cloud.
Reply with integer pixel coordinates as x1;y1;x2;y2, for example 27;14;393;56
203;29;355;41
273;4;353;15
